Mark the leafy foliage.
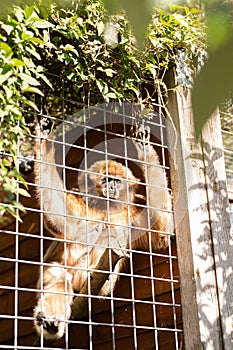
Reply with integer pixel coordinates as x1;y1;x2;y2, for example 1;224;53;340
0;4;55;221
145;6;206;85
0;0;205;222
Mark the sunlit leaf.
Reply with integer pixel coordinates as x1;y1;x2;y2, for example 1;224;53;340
14;7;24;22
17;188;31;197
30;17;54;29
0;69;12;85
10;58;26;66
19;72;40;86
25;99;39;111
22;86;44;96
0;42;13;56
1;23;14;35
105;92;117;99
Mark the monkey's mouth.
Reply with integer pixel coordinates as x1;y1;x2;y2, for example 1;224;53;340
102;189;118;199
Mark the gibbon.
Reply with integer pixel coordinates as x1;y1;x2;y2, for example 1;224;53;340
33;123;173;340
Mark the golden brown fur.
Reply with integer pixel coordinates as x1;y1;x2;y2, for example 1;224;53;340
33;126;173;340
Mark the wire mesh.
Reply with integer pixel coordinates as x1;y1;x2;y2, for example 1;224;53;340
0;77;184;350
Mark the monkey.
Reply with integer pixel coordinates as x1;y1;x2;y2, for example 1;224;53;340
33;123;173;340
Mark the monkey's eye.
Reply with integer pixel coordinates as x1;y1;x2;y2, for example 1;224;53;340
101;177;122;185
101;177;107;184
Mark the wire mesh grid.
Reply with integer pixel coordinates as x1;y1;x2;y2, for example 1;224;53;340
0;80;184;350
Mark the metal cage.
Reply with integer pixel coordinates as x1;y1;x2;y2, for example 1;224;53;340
0;91;183;349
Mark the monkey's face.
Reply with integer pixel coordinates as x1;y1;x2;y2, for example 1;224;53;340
79;160;139;207
100;176;124;199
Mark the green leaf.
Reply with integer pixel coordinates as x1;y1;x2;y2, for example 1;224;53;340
10;58;26;67
1;23;14;35
14;7;24;23
96;79;108;95
146;63;157;79
40;74;53;90
19;72;40;86
15;173;28;188
25;45;41;60
3;85;13;99
105;92;117;99
128;85;140;98
22;86;44;96
24;99;39;111
96;78;104;93
0;69;12;85
31;18;54;29
5;205;23;222
24;6;36;20
17;188;31;197
97;21;105;36
21;31;34;40
0;42;13;57
97;67;116;77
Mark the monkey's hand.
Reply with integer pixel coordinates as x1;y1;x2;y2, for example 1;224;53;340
35;116;55;161
133;124;155;161
35;116;54;139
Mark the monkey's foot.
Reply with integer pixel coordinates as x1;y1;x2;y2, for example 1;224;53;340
34;311;65;339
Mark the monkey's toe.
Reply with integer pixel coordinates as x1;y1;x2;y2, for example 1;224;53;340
36;311;61;335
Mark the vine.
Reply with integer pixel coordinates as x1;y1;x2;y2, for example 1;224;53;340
0;0;206;223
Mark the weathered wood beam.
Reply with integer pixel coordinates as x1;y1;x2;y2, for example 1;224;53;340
165;68;232;350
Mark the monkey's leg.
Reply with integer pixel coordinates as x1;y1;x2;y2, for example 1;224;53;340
98;256;126;296
72;249;127;319
34;263;73;340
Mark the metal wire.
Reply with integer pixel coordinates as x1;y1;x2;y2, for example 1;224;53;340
0;101;184;349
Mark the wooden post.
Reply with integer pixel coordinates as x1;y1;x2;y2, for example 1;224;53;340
165;68;232;349
201;114;233;349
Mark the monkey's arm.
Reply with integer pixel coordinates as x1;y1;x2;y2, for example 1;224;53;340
35;131;101;241
35;135;65;237
134;125;173;234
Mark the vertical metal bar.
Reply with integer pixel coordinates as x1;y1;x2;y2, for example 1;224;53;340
38;129;44;349
83;97;93;350
124;106;138;350
61;78;70;350
14;129;20;350
159;111;179;347
104;104;116;350
143;115;159;350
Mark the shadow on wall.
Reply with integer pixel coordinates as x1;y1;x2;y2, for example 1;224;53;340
190;142;232;349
